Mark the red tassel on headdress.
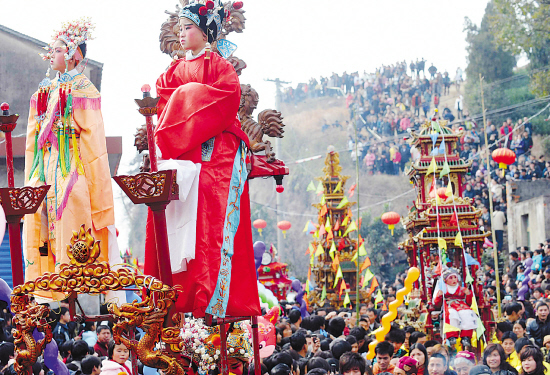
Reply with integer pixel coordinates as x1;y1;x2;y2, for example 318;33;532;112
233;1;243;9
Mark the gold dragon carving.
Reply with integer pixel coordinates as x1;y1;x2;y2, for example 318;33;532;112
10;225;188;375
9;298;52;375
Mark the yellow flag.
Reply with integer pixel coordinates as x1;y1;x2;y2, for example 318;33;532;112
342;216;349;226
307;181;316;192
320;195;326;204
303;221;310;232
305;279;310;293
454;232;463;248
471;294;479;315
334;180;342;193
375;289;383;303
351;251;358;262
315;181;324;194
315;244;324;256
435;193;441;205
313;229;319;238
343;292;350;307
364;269;374;283
309;242;315;254
343;220;357;237
358;244;367;256
445;182;453;197
333;266;343;287
329;241;337;260
337;196;349;209
438;237;447;250
444;323;461;333
426;157;437;176
325;217;331;231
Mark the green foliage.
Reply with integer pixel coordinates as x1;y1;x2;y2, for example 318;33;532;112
359;211;406;283
489;0;550;95
464;2;516;85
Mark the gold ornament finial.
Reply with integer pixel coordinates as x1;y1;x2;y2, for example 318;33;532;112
67;224;100;266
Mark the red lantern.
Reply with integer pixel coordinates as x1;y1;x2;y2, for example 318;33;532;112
277;220;292;238
429;187;448;200
253;219;267;236
381;212;400;235
492;148;516;169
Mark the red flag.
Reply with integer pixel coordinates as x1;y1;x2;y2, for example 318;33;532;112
319;225;326;237
360;257;372;273
338;239;346;251
382;302;388;311
305;246;310;255
326;228;334;241
358;217;362;228
339;279;346;299
334;220;340;231
348;183;357;198
320;204;328;217
369;277;379;294
332;254;340;272
449;211;459;227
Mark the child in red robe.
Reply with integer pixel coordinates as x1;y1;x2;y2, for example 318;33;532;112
144;0;260;319
433;268;478;349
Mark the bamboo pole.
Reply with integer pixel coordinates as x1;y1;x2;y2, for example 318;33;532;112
354;109;361;324
479;74;502;318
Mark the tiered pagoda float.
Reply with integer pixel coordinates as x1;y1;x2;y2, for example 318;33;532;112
307;150;369;309
400;118;493;344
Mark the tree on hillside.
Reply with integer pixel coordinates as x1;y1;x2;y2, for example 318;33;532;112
489;0;550;96
359;211;406;284
464;1;517;84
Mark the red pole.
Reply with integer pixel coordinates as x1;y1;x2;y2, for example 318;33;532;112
219;323;228;375
5;131;14;188
145;115;158;173
7;218;23;286
149;205;173;286
419;245;427;300
251;316;261;375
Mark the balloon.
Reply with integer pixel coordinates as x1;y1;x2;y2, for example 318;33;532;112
518;284;529;301
291;279;302;293
32;330;68;375
525;258;533;269
254;242;266;279
0;278;12;309
253;241;266;258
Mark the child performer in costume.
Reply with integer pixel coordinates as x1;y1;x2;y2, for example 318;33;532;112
144;0;260;319
433;268;478;349
24;18;117;295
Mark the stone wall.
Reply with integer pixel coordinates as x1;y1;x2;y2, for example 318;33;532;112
507;180;550;251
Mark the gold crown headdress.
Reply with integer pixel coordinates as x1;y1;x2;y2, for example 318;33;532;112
40;17;95;62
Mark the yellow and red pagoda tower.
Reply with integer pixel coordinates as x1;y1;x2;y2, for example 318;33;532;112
400;118;493;341
307;151;370;309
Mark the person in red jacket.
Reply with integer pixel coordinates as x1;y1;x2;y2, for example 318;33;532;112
144;0;260;319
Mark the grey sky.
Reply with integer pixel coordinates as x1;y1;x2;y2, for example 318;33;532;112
1;0;489;250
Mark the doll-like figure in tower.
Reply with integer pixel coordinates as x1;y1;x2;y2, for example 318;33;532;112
433;268;478;349
144;0;260;319
23;18;118;298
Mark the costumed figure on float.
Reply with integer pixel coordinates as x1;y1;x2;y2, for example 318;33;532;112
433;268;478;348
144;0;260;318
23;18;119;297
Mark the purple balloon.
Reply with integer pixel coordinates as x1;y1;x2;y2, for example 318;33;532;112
33;330;68;375
0;278;11;309
525;258;533;269
291;279;302;293
518;284;529;301
253;241;266;258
